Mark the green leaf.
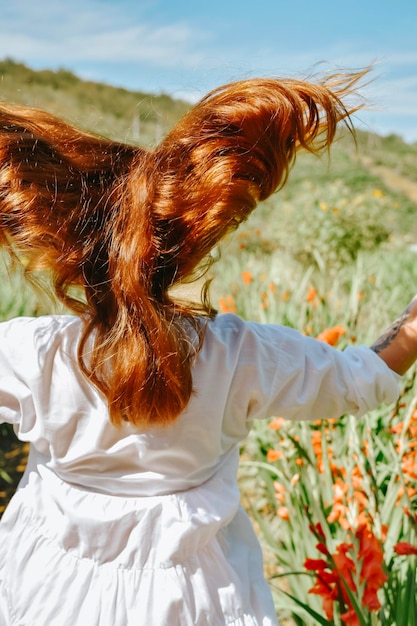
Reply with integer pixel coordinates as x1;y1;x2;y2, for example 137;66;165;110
402;561;416;626
0;468;13;484
278;589;335;625
339;578;368;626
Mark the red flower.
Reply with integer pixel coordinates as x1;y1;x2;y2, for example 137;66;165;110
340;607;361;626
394;542;417;556
305;558;329;571
305;524;387;622
357;525;387;611
305;557;339;620
333;543;356;595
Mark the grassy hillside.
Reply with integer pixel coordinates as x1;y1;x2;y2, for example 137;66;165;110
1;57;416;184
0;58;417;316
0;58;189;145
0;59;416;291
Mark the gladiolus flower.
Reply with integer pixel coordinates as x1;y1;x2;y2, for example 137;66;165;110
241;270;253;285
356;525;387;607
261;291;269;309
340;608;360;626
268;416;285;430
266;449;282;463
276;506;290;520
290;473;300;486
307;287;317;303
389;422;404;434
273;481;285;504
305;524;387;622
394;542;417;555
316;324;346;346
218;295;237;314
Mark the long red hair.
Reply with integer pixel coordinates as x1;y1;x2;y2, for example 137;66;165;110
0;70;366;426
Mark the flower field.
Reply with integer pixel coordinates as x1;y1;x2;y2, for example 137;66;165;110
210;144;417;624
1;130;417;623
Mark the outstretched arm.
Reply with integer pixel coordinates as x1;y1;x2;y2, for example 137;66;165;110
371;296;417;375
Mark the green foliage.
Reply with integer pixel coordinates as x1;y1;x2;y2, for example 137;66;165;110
210;130;417;624
274;181;391;270
355;130;417;184
0;253;58;322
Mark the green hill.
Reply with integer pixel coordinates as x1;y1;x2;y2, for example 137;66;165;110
1;57;417;244
0;58;190;145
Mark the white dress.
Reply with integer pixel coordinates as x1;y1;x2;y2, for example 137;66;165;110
0;314;400;626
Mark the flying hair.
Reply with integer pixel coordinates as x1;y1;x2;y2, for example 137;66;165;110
0;69;368;426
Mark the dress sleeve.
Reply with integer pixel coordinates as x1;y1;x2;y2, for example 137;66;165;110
220;318;401;431
0;317;40;426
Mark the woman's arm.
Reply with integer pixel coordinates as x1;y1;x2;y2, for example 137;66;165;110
371;296;417;375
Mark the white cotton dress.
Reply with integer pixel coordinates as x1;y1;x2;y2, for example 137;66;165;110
0;314;400;626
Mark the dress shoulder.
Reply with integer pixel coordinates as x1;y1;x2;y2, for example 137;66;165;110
0;315;82;426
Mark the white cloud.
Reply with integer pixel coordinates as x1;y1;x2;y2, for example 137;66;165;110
0;0;206;68
0;26;204;67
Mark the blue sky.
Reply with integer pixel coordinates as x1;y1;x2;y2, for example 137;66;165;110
1;0;417;141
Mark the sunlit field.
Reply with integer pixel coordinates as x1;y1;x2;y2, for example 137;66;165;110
208;149;417;625
1;61;417;623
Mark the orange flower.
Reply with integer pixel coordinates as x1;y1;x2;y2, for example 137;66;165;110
276;506;290;520
241;270;253;285
273;481;285;504
266;449;283;463
218;295;237;314
307;287;317;303
316;324;346;346
290;473;300;486
351;466;363;490
409;410;417;438
402;455;417;480
268;416;285;430
327;481;349;526
311;430;324;472
389;421;404;434
353;490;368;508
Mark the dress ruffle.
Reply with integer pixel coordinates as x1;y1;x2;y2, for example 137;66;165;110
0;461;278;626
